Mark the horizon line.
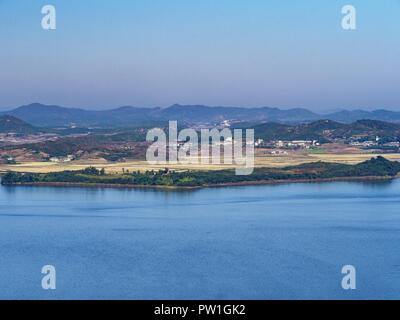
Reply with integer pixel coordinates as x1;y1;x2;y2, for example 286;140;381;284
1;102;399;114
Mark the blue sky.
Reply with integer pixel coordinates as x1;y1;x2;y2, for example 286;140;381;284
0;0;399;111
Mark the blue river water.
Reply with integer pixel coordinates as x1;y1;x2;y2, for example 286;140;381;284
0;180;400;300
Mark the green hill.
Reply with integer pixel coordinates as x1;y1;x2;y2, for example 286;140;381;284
246;119;400;142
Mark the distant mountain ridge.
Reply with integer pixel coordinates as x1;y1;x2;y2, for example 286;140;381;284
324;109;400;123
2;103;400;127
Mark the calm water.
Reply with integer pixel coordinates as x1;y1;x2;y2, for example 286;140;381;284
0;180;400;300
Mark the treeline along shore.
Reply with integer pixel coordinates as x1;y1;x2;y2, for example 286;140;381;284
1;157;400;189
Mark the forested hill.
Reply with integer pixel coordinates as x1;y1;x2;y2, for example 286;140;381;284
246;119;400;142
0;115;39;134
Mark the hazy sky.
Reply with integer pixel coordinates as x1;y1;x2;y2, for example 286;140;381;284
0;0;399;111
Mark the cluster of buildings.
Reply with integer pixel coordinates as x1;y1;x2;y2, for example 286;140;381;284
49;155;75;163
273;140;320;149
348;136;400;149
349;141;377;147
4;156;16;164
350;140;400;148
270;150;289;155
384;142;400;147
349;136;380;147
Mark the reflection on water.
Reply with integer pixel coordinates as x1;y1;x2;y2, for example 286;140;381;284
0;179;400;299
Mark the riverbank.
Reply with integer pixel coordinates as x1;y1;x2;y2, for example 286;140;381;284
2;156;400;190
2;175;398;191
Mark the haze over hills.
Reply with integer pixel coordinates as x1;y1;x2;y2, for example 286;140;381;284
325;109;400;123
0;103;319;127
2;103;400;128
0;115;38;134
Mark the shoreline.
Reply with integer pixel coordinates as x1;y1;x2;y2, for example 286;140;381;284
1;175;397;190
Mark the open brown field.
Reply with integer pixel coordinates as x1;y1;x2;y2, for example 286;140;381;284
1;152;400;174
